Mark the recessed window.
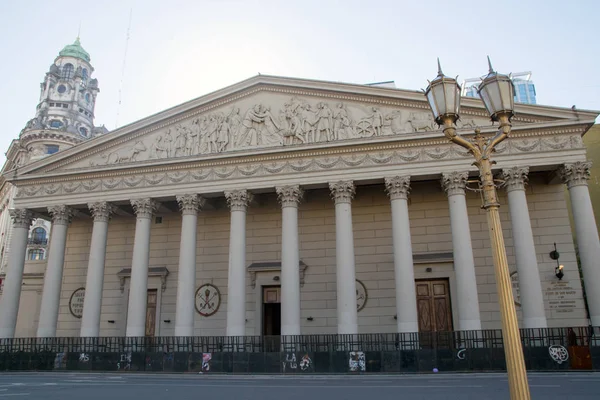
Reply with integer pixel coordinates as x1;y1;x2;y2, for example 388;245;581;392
28;249;44;260
61;63;74;80
79;127;88;137
57;84;66;94
82;68;88;83
62;104;68;108
49;120;63;128
85;93;91;103
46;145;59;154
49;103;55;107
31;228;47;244
79;108;84;113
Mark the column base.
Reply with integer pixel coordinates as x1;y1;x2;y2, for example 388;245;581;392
458;319;482;331
397;321;419;333
522;317;547;329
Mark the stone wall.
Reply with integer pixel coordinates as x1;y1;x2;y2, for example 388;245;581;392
12;174;587;337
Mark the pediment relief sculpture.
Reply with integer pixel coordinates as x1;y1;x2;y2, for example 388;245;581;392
75;94;493;169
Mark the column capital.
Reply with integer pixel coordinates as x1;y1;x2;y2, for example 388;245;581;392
131;198;160;219
441;171;469;196
559;161;592;189
176;194;206;215
276;185;303;208
384;176;411;200
329;180;355;204
88;202;115;222
502;167;529;192
48;205;73;226
225;190;253;212
9;209;33;229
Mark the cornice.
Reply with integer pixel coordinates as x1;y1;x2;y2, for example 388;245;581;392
15;77;592;177
9;123;588;187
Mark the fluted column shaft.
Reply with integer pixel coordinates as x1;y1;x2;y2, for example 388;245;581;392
80;202;114;337
385;176;419;333
174;194;204;336
442;172;482;330
126;198;159;337
0;210;33;338
277;185;303;336
560;162;600;325
37;206;73;337
225;190;252;336
503;167;547;328
330;181;358;334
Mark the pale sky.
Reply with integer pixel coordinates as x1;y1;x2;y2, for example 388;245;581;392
1;0;598;165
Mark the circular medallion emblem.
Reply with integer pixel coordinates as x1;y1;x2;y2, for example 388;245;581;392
69;287;85;319
356;279;367;312
195;284;221;316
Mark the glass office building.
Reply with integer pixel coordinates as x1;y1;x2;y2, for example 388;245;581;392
462;72;537;105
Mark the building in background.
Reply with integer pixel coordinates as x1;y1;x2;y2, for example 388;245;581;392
0;38;107;293
462;71;537;104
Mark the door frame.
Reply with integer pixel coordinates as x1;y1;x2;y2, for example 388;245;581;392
120;276;164;337
413;263;459;331
252;270;281;336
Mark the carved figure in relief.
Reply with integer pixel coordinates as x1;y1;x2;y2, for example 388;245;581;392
216;114;230;152
408;112;435;132
103;140;147;164
236;104;282;148
367;107;384;136
150;135;168;159
206;115;219;153
174;125;187;157
164;129;173;157
385;110;410;134
315;102;334;142
333;103;353;140
458;118;478;129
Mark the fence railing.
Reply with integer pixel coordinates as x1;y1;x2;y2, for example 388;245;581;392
0;326;598;373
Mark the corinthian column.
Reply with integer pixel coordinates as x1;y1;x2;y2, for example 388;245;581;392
329;180;358;334
174;194;205;337
224;190;252;336
385;176;419;333
442;172;481;330
559;161;600;325
126;198;159;337
80;202;115;337
276;185;303;336
502;167;547;328
37;205;73;337
0;209;33;338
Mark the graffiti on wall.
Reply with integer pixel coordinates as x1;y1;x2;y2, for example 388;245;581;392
349;351;366;372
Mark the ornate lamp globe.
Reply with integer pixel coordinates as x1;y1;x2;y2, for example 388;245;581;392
424;59;462;126
477;57;515;122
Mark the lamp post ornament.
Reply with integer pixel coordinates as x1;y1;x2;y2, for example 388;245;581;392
425;58;530;400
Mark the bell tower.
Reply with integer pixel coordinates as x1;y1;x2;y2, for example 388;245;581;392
18;37;107;164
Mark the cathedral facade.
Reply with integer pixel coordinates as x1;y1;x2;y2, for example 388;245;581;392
0;42;598;339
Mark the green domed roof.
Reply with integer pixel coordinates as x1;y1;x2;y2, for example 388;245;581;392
58;37;90;63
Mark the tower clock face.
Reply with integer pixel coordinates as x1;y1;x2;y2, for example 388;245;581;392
57;84;67;94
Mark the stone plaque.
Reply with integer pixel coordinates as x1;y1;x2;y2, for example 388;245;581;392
195;284;221;316
69;287;85;319
356;279;367;312
546;281;578;314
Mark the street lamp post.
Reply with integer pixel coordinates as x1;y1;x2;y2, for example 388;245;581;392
424;58;531;400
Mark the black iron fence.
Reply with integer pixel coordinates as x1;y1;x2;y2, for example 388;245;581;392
1;326;599;374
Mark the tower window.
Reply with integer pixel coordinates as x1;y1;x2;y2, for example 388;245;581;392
61;63;74;80
49;120;63;128
46;145;59;154
85;93;91;103
79;127;88;137
82;68;88;83
28;249;45;260
57;84;66;94
31;228;47;244
62;104;68;108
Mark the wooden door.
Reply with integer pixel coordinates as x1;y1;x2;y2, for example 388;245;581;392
416;279;453;348
145;289;158;337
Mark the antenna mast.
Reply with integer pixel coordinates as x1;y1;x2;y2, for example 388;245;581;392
115;9;132;128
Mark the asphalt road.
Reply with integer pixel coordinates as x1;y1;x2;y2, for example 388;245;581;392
0;372;598;399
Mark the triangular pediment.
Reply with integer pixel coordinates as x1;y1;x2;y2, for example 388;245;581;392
12;75;599;178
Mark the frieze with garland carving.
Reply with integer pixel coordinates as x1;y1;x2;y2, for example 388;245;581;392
13;133;587;199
